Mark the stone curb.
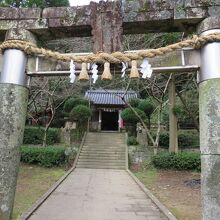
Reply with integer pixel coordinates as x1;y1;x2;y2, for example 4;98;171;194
127;169;177;220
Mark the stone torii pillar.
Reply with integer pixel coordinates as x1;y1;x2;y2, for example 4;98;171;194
198;17;220;220
168;74;178;153
0;29;35;220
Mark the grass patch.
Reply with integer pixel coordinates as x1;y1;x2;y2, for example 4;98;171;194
12;163;65;220
134;168;157;187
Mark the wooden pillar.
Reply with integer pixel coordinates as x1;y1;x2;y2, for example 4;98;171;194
98;109;102;131
168;75;178;153
118;110;122;132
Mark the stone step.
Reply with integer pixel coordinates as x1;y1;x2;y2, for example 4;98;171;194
80;151;125;155
83;143;125;146
79;152;125;156
79;154;125;158
85;137;125;140
81;148;125;153
76;132;126;170
76;162;125;166
80;152;125;155
82;146;125;150
84;142;125;147
77;160;125;164
76;164;125;169
78;158;125;162
77;159;125;163
84;141;125;144
79;155;125;160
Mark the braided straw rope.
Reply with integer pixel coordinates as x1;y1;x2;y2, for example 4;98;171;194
1;33;220;63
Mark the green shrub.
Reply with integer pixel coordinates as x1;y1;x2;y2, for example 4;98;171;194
128;98;140;108
50;118;66;128
46;128;60;145
161;132;169;147
152;152;201;171
20;146;66;167
121;108;146;124
23;127;60;145
137;99;155;116
69;105;91;122
178;130;199;148
150;130;199;149
63;96;89;113
127;136;138;145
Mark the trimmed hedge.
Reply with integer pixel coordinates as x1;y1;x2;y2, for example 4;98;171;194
20;146;66;167
63;96;89;113
152;152;201;171
121;108;146;124
69;105;91;122
23;127;60;145
151;130;199;149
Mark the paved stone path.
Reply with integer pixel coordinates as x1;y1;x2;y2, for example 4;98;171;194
29;168;167;220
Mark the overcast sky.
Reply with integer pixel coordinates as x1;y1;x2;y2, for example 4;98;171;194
69;0;101;6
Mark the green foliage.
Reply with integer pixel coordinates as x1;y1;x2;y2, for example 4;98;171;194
71;129;85;143
121;108;146;124
127;136;139;145
1;0;69;8
20;146;66;167
137;99;155;116
23;127;60;145
162;89;199;129
51;104;67;128
69;105;91;122
46;128;60;145
152;152;201;171
150;130;199;148
63;96;89;113
172;105;183;117
128;98;140;108
50;118;66;128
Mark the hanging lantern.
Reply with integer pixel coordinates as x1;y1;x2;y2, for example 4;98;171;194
129;60;140;79
101;62;112;80
78;63;89;81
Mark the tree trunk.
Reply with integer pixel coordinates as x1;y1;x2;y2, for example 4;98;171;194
42;107;55;147
147;116;151;129
42;127;48;147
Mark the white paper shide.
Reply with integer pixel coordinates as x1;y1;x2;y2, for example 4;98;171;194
69;60;76;83
140;58;153;79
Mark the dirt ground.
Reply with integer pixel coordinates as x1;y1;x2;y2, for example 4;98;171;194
134;168;201;220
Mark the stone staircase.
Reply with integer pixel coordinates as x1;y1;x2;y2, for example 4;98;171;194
76;132;126;169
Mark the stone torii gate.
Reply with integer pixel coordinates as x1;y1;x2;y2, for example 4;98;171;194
0;1;220;219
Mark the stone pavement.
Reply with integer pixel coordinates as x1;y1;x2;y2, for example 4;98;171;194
28;168;167;220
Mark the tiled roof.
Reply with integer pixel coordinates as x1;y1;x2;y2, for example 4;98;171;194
85;89;138;105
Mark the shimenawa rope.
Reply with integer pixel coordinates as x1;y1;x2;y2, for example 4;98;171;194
0;33;220;64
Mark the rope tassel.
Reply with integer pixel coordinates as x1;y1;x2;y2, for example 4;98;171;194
78;63;89;81
101;62;112;80
129;60;140;79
